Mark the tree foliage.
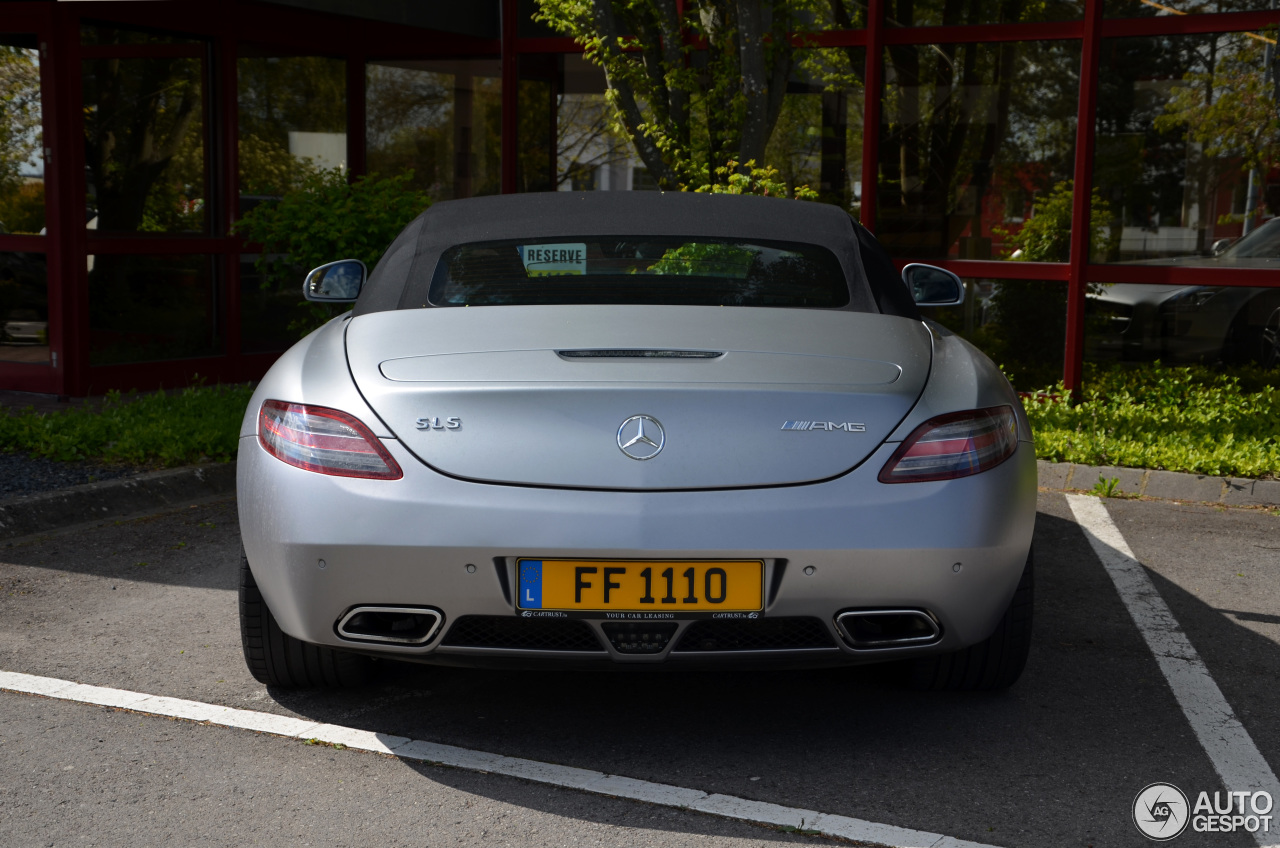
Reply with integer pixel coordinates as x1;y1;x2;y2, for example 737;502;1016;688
233;169;429;337
0;45;44;234
0;46;40;189
83;56;204;232
995;180;1117;263
1154;34;1280;222
533;0;813;193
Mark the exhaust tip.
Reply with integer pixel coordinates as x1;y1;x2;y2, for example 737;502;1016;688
835;609;941;649
336;606;443;645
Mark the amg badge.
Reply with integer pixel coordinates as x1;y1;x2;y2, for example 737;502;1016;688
781;421;866;432
415;416;461;430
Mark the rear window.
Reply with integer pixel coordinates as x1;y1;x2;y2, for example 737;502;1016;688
427;236;850;308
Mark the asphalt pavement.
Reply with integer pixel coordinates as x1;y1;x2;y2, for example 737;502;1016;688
1;492;1277;848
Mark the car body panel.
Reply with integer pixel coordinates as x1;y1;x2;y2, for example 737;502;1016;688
237;430;1037;665
887;321;1033;444
345;305;931;489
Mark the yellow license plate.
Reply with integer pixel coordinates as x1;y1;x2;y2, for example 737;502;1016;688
517;559;763;614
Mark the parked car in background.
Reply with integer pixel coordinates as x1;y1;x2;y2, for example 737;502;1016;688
2;309;47;345
1088;217;1280;368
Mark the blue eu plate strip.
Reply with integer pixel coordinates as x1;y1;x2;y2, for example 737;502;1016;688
519;560;542;609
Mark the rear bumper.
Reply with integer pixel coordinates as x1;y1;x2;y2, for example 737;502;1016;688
237;435;1037;666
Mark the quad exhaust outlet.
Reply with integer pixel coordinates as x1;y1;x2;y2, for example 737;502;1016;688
835;609;942;649
336;606;443;645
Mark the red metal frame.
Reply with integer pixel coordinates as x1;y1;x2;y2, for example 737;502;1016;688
860;0;885;233
1064;0;1105;396
0;6;58;393
5;0;505;397
1086;265;1280;288
4;0;1280;397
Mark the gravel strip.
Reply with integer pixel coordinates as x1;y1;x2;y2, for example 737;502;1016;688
0;452;144;499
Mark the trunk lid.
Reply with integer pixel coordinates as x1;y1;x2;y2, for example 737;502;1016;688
345;305;931;490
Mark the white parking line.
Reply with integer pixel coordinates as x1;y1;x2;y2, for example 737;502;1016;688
0;669;996;848
1067;494;1280;848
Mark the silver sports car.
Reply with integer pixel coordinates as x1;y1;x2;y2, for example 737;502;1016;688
236;192;1037;691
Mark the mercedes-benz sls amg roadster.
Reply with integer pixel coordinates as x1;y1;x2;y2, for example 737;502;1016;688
236;191;1036;691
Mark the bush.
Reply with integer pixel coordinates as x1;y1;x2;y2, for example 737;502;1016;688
0;383;255;468
233;169;430;337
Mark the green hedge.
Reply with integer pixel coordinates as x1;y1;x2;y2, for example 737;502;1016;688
1024;364;1280;480
0;383;254;469
1;364;1276;480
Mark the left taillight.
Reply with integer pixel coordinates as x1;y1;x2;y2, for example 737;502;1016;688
878;405;1019;484
258;400;403;480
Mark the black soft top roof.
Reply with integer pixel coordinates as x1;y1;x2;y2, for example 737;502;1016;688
352;191;919;319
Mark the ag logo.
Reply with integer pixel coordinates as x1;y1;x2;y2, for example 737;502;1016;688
1133;783;1190;841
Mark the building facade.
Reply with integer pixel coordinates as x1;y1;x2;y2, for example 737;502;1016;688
1;0;1277;396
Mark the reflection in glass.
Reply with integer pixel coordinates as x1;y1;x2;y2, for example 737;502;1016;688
305;260;363;300
367;59;501;200
82;36;206;233
240;253;299;354
877;0;1081;27
518;53;700;193
0;251;49;363
771;48;866;212
1095;31;1279;263
238;55;347;211
927;278;1068;390
0;36;45;235
1104;0;1274;18
88;255;219;365
1086;227;1280;371
878;40;1081;261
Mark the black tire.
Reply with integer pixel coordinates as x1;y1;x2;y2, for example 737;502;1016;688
1259;307;1280;370
903;548;1034;692
239;552;373;688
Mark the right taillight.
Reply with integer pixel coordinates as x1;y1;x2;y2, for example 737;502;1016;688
878;406;1018;483
258;399;403;480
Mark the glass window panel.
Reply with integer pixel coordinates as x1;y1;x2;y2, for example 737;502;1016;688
1105;0;1275;18
514;54;558;193
82;53;207;233
239;252;304;354
238;54;347;211
0;35;45;235
88;254;220;365
878;39;1081;262
1085;280;1280;368
1094;31;1279;265
0;251;49;364
777;48;866;212
366;59;501;200
927;278;1068;390
880;0;1082;28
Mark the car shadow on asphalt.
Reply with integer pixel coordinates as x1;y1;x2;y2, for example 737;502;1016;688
258;508;1264;848
0;499;241;592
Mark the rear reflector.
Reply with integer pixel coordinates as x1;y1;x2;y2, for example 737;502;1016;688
258;400;402;480
878;406;1018;483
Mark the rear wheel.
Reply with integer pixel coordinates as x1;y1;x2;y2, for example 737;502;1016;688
1259;307;1280;370
239;552;373;688
902;548;1033;692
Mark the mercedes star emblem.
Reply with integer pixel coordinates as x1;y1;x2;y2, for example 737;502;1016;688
617;414;665;460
